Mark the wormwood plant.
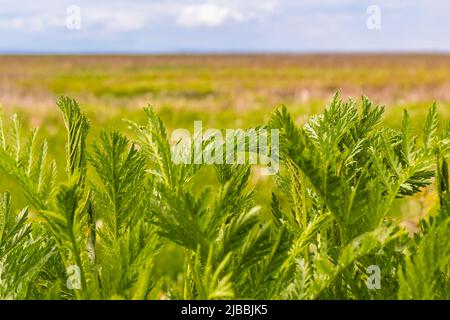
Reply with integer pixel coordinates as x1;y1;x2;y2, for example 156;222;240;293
0;94;449;300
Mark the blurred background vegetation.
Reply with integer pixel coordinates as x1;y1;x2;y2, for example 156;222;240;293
1;54;449;278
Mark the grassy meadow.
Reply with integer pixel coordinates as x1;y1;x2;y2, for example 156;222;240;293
1;54;449;209
1;54;450;292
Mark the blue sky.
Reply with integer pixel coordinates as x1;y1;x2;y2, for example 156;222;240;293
0;0;449;53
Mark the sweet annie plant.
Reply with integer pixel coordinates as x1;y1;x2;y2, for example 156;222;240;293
0;94;449;300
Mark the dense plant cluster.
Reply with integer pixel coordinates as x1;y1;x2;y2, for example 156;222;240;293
0;94;449;299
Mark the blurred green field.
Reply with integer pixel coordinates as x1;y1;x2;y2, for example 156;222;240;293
1;54;449;223
1;54;449;283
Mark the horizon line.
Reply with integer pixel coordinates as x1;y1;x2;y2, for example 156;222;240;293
1;50;450;56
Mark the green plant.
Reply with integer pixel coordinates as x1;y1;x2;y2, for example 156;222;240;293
0;94;449;300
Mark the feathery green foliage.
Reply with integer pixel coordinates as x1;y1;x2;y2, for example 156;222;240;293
0;93;449;300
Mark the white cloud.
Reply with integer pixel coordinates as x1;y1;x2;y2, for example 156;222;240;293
0;1;279;33
176;1;279;28
0;5;152;35
0;17;62;32
177;3;244;27
85;9;149;32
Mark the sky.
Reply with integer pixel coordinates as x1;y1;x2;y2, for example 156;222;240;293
0;0;449;53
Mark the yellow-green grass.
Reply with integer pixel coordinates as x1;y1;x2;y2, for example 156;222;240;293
1;54;449;217
2;54;449;282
